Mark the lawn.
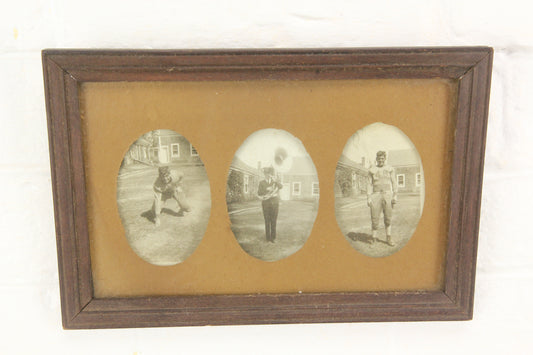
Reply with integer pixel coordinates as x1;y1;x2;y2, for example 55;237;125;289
335;193;422;257
116;163;211;265
228;199;319;262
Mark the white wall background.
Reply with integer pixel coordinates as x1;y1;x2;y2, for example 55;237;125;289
1;1;532;354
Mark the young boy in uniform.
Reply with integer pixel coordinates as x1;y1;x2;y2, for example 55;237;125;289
366;151;397;246
257;167;283;242
152;166;191;226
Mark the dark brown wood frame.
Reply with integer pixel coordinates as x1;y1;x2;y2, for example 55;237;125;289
42;47;492;329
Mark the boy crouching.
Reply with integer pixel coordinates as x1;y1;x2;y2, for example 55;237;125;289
152;166;192;226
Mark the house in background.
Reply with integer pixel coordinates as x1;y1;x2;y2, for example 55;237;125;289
387;149;423;194
335;149;423;197
278;156;319;201
123;135;152;165
123;130;202;166
335;155;368;197
227;156;319;203
226;156;262;203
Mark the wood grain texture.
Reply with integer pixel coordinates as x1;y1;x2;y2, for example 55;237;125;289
42;47;493;329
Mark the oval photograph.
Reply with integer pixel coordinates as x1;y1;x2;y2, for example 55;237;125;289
226;129;319;262
116;129;211;266
334;123;424;258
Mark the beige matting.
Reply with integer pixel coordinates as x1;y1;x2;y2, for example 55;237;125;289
79;79;457;297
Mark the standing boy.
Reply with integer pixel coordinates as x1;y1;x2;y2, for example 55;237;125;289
257;167;283;242
367;151;397;246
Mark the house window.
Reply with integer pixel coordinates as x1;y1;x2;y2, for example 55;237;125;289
311;182;319;196
397;174;405;188
292;182;301;196
243;175;249;194
190;144;199;156
416;173;422;187
171;143;180;157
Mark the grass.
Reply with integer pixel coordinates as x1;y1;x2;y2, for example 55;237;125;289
335;193;422;258
228;199;319;262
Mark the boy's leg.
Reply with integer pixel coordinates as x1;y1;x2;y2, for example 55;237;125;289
383;193;394;246
262;201;271;241
385;226;394;246
175;189;192;213
152;192;163;226
369;194;381;244
270;201;279;241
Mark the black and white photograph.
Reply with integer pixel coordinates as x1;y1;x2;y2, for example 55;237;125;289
335;123;424;258
226;129;319;262
116;129;211;266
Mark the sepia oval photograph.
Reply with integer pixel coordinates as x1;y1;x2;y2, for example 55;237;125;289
334;123;424;258
226;129;319;262
117;129;211;266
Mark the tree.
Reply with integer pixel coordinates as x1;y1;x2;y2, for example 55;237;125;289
336;166;354;197
226;170;244;203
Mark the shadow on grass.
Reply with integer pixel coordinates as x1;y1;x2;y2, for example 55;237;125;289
347;232;373;244
141;210;155;223
161;207;183;217
140;208;184;223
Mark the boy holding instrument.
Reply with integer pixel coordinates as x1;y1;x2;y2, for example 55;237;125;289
257;167;283;242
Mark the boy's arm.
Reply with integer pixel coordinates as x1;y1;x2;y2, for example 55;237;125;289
274;179;283;189
173;179;184;193
257;181;266;199
366;170;373;206
153;178;164;193
390;167;398;203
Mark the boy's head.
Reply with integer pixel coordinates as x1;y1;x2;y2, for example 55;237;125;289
376;151;386;167
263;166;275;179
158;166;172;184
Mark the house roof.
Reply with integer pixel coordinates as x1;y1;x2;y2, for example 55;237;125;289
387;149;420;167
337;154;368;174
230;156;262;176
154;130;183;138
283;156;317;176
231;156;320;177
133;137;152;147
338;154;359;168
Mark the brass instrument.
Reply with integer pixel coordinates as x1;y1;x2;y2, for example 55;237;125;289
260;147;293;200
273;147;292;173
260;176;282;200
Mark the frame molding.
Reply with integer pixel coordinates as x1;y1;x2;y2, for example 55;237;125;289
42;47;492;329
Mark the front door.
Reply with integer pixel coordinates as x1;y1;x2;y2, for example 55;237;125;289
158;146;169;164
280;183;290;200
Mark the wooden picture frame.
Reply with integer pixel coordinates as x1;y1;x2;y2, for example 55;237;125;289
42;47;492;329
